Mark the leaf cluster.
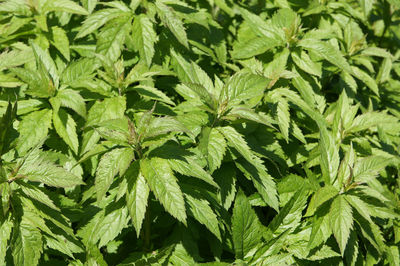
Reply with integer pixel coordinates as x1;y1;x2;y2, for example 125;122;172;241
1;0;400;265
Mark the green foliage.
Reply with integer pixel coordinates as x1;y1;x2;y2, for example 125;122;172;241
0;0;400;265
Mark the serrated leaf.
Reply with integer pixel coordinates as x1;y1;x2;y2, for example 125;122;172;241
237;6;283;41
132;14;157;66
76;9;126;38
184;193;221;241
305;185;339;217
337;143;355;189
168;157;219;188
232;190;262;260
144;116;192;140
214;165;236;210
132;85;175;106
156;1;189;48
61;58;97;86
11;68;53;98
222;72;269;107
219;126;279;210
18;181;59;211
319;126;340;185
95;148;134;201
0;217;13;263
55;89;86;118
44;0;88;14
11;218;43;266
31;41;59;88
98;205;130;247
291;50;322;77
96;16;131;61
232;37;279;59
308;209;332;250
277;100;290;142
298;39;352;73
19;150;84;188
198;127;226;173
351;66;379;96
52;108;79;154
353;156;389;182
51;26;70;61
348;112;398;133
226;107;274;127
171;49;215;95
140;157;186;224
126;162;149;237
82;96;126;155
16;109;52;156
329;195;353;256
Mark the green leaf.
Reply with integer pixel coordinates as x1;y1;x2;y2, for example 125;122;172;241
329;195;353;256
351;66;379;96
55;89;86;118
132;14;157;66
16;109;52;156
96;16;131;61
51;26;70;61
132;85;175;106
19;150;84;188
156;1;189;48
298;39;352;73
198;127;227;173
31;41;59;88
266;186;308;238
232;37;279;59
225;107;274;127
0;216;13;263
308;209;332;250
217;126;253;164
11;218;43;266
61;58;97;86
319;126;340;185
348;112;398;133
222;72;269;107
276;100;290;142
219;126;279;210
76;9;126;38
214;165;236;210
11;68;53;98
0;101;17;157
82;96;126;154
168;158;219;188
237;6;283;41
92;118;130;144
184;193;221;241
232;190;262;260
52;108;79;154
337;143;355;189
361;47;392;58
126;162;149;237
353;156;389;182
44;0;89;14
143;116;192;140
171;49;214;95
95;148;134;201
291;50;322;77
140;157;186;224
305;185;339;217
18;181;59;211
98;205;130;247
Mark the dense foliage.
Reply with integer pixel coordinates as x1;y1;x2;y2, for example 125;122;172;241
1;0;400;265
